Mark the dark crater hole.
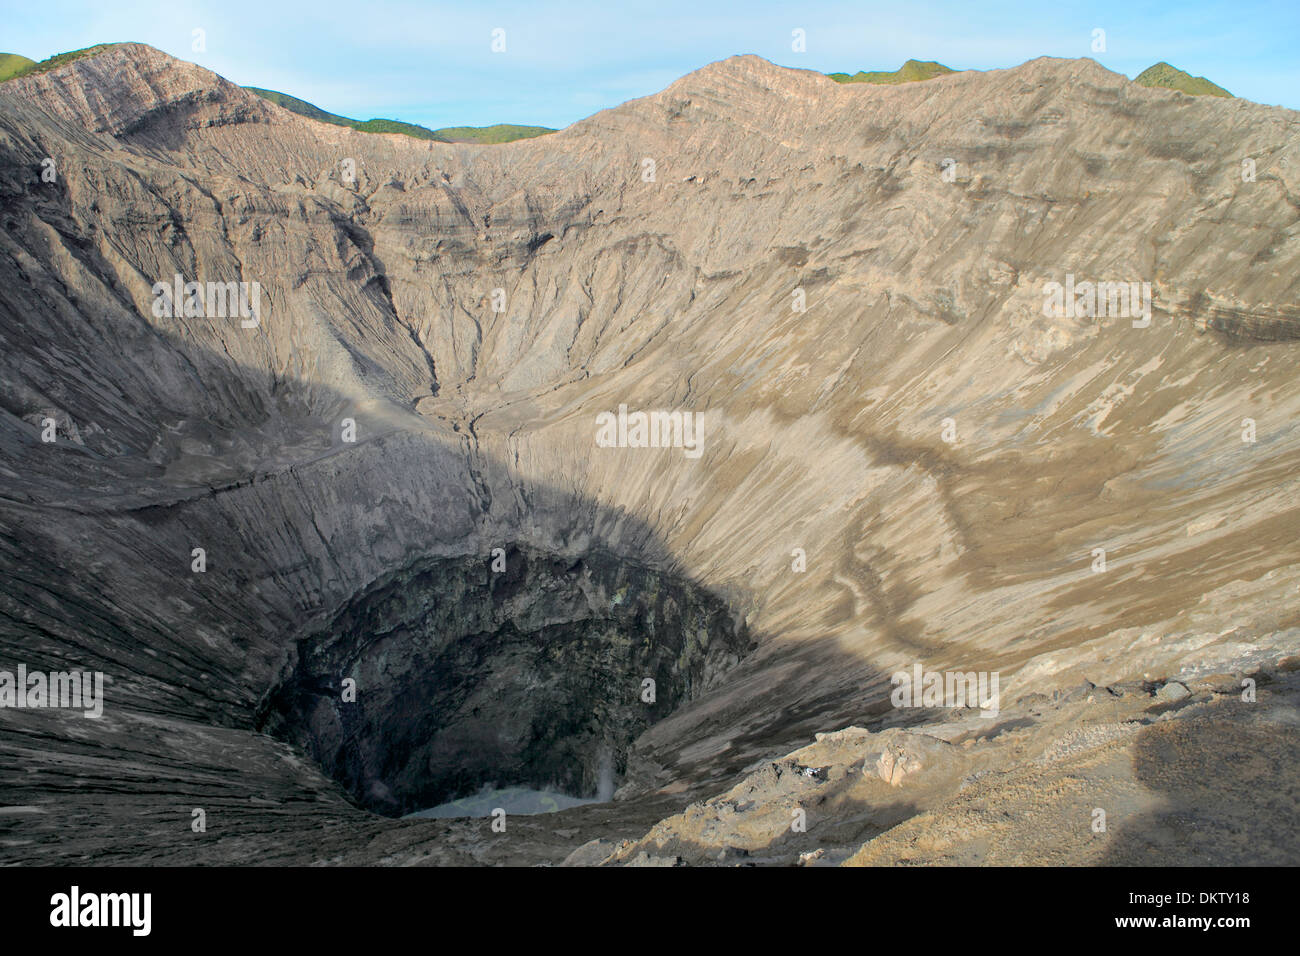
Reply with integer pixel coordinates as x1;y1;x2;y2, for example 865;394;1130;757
256;545;753;817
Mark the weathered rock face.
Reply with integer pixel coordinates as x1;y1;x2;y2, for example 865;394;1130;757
1;43;1298;865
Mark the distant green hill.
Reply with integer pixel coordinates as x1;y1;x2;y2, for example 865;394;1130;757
433;124;555;145
0;53;37;81
1135;62;1232;98
245;87;445;140
244;87;352;126
828;59;955;85
0;45;554;144
246;87;554;144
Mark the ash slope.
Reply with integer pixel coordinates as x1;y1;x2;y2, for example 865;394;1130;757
1;45;1299;865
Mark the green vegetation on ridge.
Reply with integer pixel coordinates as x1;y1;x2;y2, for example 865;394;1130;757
828;59;955;85
0;45;120;81
245;87;444;140
246;86;554;143
826;58;1235;102
0;44;554;144
2;43;1239;136
1135;62;1232;98
431;124;556;145
0;53;37;81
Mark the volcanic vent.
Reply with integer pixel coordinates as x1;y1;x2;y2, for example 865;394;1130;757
257;546;750;816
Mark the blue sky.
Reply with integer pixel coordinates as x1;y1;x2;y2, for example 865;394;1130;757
5;1;1298;128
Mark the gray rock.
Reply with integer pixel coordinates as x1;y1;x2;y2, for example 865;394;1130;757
1156;681;1192;702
